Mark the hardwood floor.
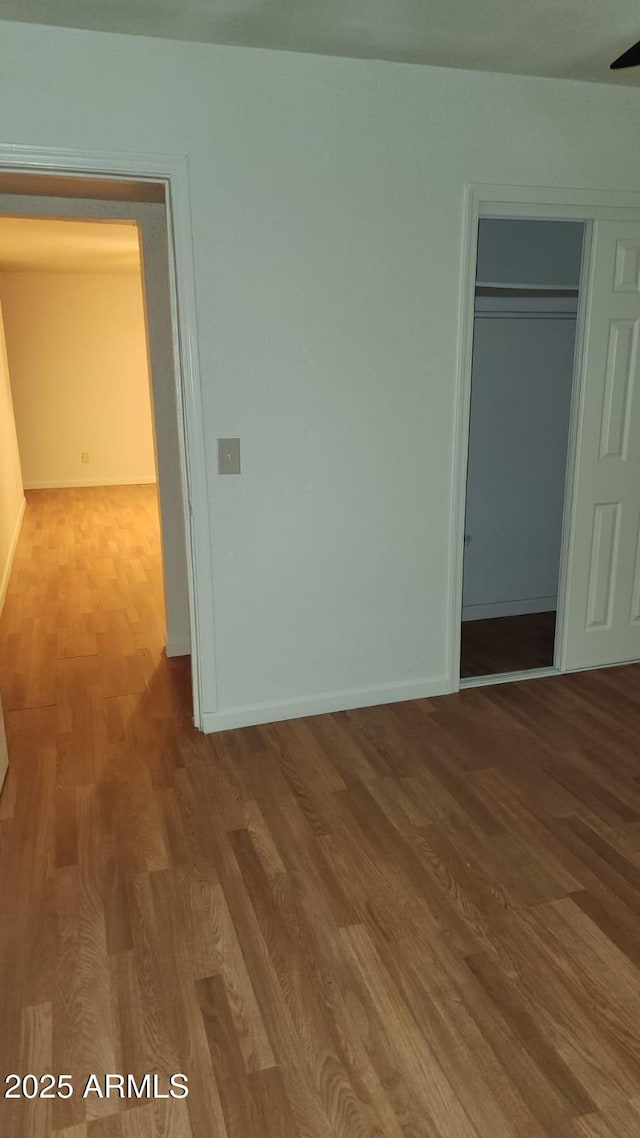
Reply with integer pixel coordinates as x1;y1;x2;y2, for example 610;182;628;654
3;488;640;1136
460;611;557;678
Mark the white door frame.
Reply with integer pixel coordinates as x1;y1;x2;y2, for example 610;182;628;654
0;144;216;730
450;182;640;692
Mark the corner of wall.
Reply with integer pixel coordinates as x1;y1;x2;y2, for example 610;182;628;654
0;494;25;615
165;634;191;658
200;674;450;733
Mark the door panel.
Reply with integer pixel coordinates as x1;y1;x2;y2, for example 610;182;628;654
585;502;620;630
598;319;637;459
562;220;640;669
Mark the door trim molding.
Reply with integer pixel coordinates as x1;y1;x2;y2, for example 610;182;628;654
0;143;215;729
554;220;594;673
449;182;640;693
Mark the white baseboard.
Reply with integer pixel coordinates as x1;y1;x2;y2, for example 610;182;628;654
462;595;557;621
165;634;191;658
0;495;26;615
200;674;450;733
23;476;157;489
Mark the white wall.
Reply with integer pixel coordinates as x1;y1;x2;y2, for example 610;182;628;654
0;298;24;614
0;293;23;792
476;219;584;287
0;270;156;488
1;22;640;727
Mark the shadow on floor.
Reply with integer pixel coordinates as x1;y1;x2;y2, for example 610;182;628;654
460;610;556;678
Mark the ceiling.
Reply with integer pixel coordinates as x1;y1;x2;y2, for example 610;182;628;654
0;0;639;85
0;218;141;274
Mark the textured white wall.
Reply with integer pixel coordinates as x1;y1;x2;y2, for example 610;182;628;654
476;219;584;287
0;22;639;726
0;270;156;488
0;300;24;615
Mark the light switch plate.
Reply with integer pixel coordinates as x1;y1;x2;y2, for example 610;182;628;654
218;438;241;475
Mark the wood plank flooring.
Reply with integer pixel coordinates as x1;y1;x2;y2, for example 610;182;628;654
2;487;640;1136
460;611;557;678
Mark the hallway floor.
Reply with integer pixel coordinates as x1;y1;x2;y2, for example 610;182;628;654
2;488;640;1137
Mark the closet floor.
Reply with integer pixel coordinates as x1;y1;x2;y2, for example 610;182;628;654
460;610;557;678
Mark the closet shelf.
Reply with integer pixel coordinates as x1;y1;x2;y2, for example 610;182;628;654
475;282;579;298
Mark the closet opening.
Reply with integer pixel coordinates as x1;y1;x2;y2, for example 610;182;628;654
460;217;586;682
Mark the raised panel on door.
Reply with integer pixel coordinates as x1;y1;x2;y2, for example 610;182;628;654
584;502;620;630
598;319;638;460
561;220;640;670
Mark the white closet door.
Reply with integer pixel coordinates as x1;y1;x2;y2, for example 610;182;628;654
562;219;640;670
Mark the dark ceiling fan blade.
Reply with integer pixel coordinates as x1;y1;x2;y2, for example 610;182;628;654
611;39;640;69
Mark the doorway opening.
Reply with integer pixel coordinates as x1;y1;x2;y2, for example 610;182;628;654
460;217;586;681
0;168;201;739
0;213;175;693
